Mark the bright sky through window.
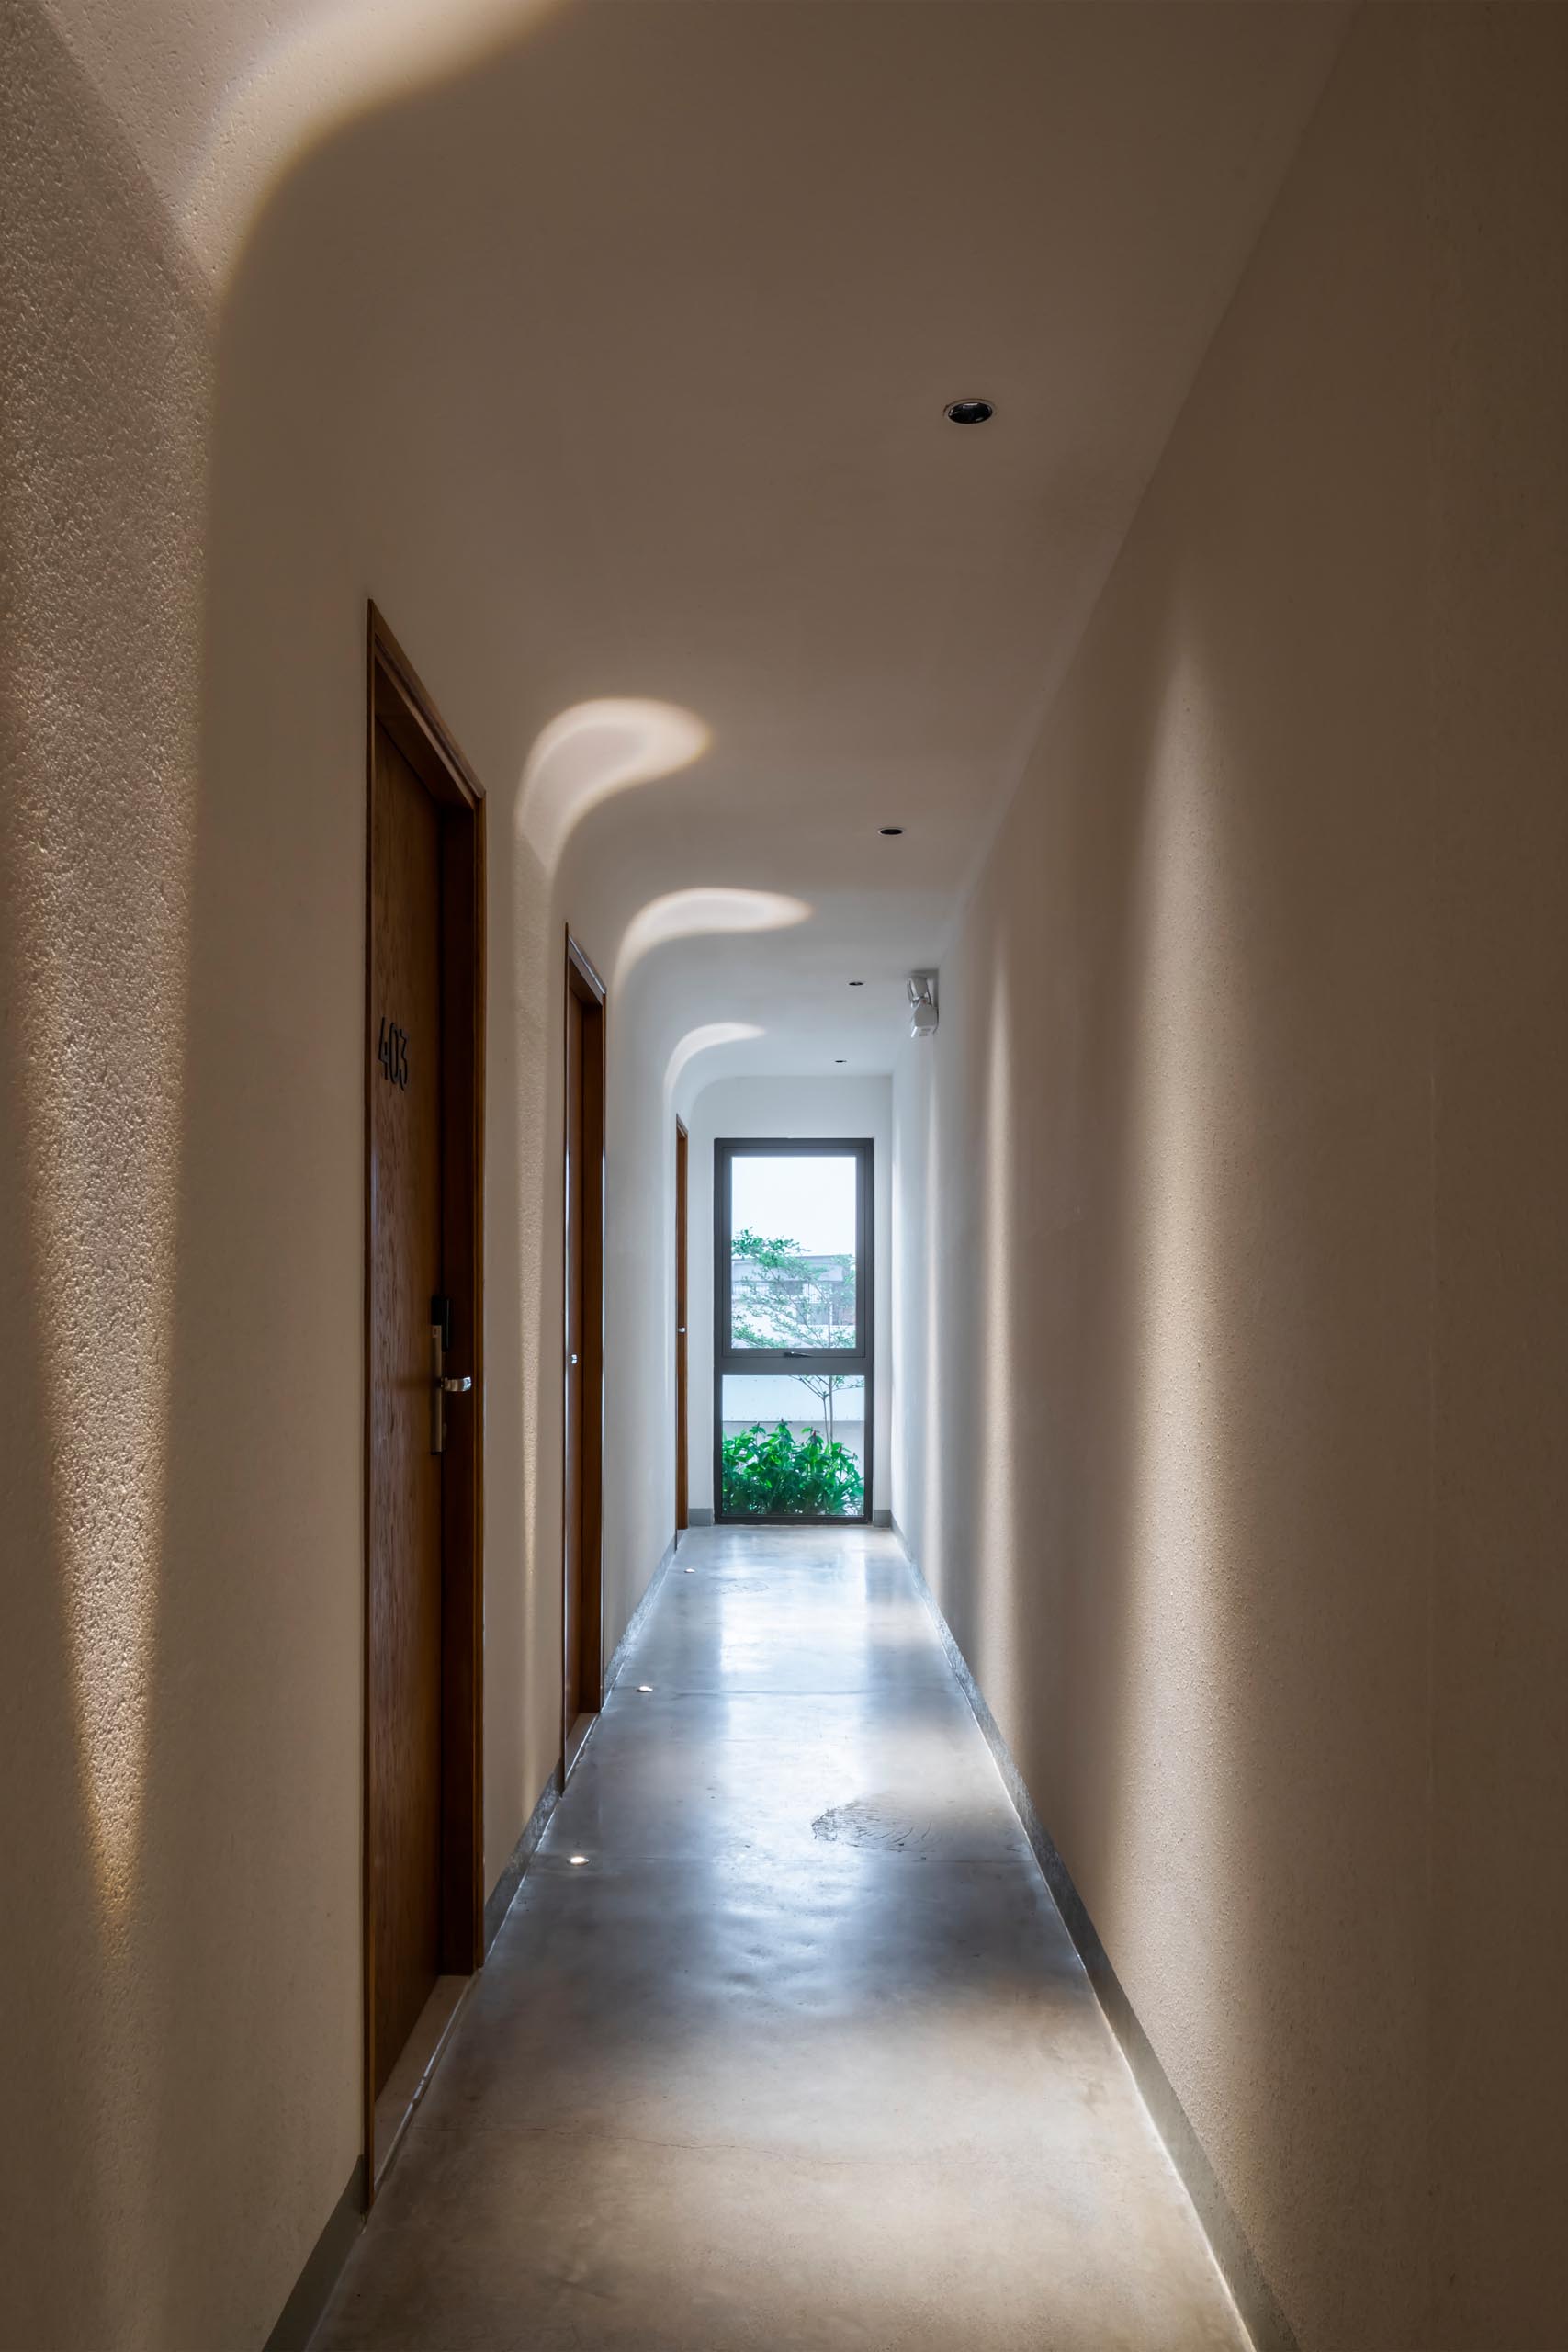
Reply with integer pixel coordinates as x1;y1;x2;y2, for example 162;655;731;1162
731;1155;856;1254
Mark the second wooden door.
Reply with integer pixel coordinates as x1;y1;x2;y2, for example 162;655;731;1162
563;938;605;1744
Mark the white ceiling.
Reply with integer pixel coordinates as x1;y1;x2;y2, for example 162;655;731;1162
46;0;1349;1085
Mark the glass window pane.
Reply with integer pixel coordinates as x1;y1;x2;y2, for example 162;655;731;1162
720;1374;865;1519
728;1154;858;1354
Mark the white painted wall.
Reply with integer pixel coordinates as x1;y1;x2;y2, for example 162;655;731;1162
889;13;1568;2346
684;1077;892;1517
599;978;680;1654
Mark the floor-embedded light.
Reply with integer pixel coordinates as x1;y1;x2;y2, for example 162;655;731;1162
944;399;994;424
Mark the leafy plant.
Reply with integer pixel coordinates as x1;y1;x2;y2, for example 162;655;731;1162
721;1419;864;1519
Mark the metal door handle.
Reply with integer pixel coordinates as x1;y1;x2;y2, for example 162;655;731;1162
570;1352;580;1365
677;1327;686;1334
430;1311;470;1452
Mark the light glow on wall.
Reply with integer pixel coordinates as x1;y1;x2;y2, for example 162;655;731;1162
518;697;711;874
972;954;1028;1744
663;1022;764;1092
182;0;564;283
919;1057;945;1588
1104;634;1241;1971
7;415;205;1917
615;888;809;987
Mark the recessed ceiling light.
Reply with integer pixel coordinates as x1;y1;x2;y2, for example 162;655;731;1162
569;1854;588;1866
944;399;994;425
834;1058;847;1066
879;826;903;837
637;1684;653;1693
849;979;864;987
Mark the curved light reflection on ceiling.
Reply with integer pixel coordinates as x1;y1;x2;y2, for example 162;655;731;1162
517;698;711;874
615;888;809;988
182;0;562;284
663;1022;764;1092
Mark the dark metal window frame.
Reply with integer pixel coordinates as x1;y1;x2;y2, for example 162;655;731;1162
713;1136;874;1525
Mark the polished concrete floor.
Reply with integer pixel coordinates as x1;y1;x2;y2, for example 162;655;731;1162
314;1526;1247;2351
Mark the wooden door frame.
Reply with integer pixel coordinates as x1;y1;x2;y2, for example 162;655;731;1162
675;1117;689;1537
363;605;487;2194
562;931;606;1757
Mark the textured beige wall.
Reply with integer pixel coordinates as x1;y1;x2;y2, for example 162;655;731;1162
0;6;567;2343
893;9;1568;2347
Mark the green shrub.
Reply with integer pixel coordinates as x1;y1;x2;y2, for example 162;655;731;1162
721;1419;864;1519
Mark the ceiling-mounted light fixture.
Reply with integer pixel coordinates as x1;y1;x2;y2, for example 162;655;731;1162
879;826;904;837
944;399;994;425
848;979;864;987
908;972;938;1039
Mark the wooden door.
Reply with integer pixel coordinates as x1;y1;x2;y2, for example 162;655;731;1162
562;936;605;1747
563;983;585;1726
675;1118;689;1533
364;608;485;2176
369;727;444;2093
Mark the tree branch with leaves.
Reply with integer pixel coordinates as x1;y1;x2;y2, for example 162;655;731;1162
729;1226;857;1445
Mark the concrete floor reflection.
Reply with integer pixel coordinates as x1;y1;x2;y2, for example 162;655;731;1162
315;1526;1245;2351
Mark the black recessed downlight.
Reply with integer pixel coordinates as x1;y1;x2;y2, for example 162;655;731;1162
944;398;994;425
849;979;864;987
835;1058;847;1066
879;826;904;837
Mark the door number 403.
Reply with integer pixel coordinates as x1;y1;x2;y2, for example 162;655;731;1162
378;1017;410;1090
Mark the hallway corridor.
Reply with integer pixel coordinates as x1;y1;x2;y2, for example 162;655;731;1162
315;1527;1245;2351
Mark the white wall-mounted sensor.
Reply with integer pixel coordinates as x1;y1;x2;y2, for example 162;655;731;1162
908;972;938;1039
